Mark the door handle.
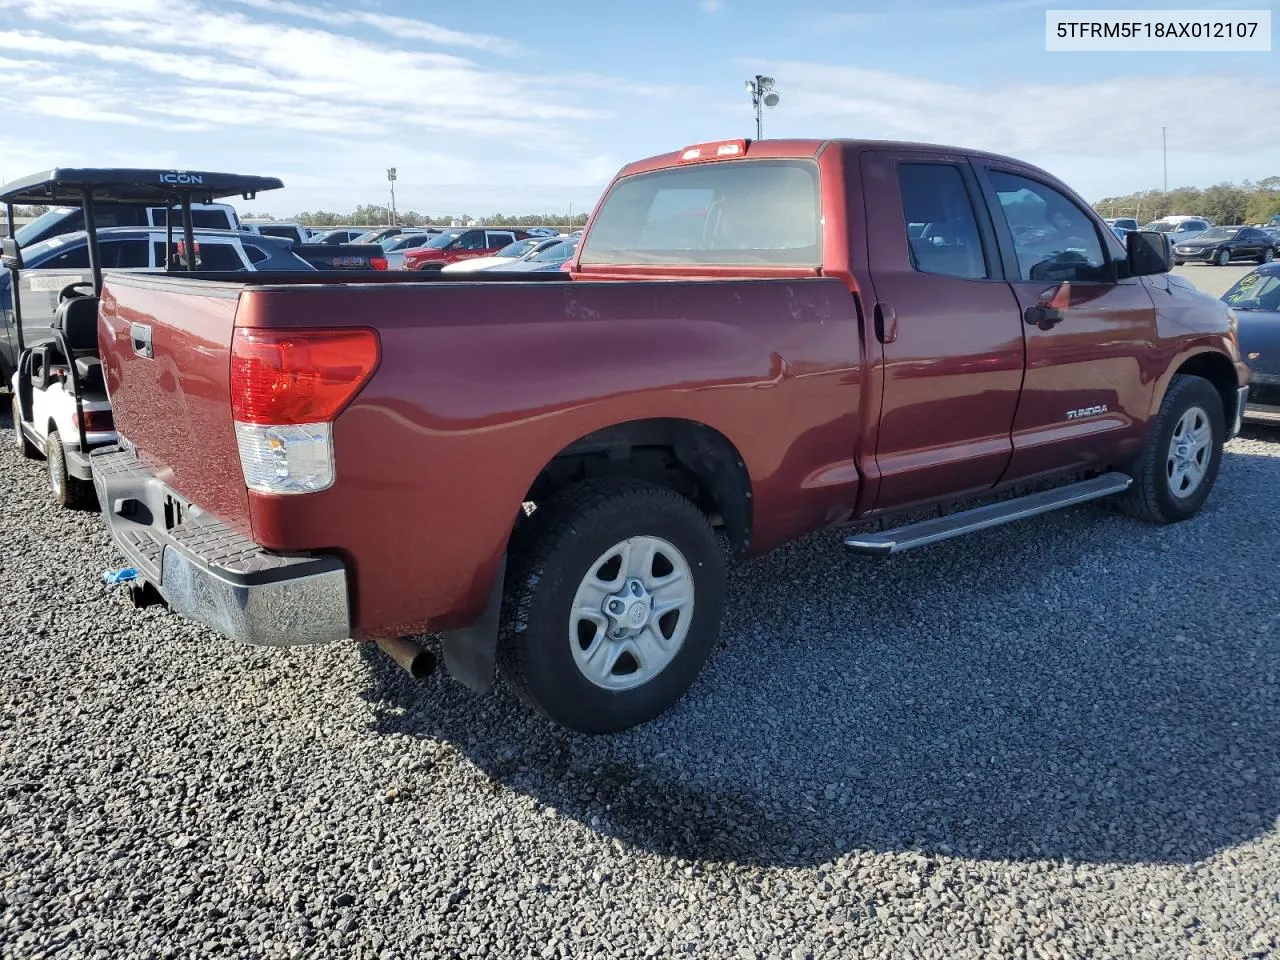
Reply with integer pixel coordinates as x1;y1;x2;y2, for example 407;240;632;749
874;302;898;344
1024;305;1064;330
130;322;153;359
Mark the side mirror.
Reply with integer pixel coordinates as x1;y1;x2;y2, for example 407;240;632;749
1;236;23;271
1127;230;1172;277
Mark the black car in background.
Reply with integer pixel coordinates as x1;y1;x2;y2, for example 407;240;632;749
1222;265;1280;418
1173;225;1277;266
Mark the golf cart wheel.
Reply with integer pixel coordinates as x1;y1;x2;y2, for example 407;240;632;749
46;430;95;510
1215;248;1231;266
13;396;38;460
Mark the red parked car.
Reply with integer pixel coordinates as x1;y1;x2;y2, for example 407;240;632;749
403;227;532;270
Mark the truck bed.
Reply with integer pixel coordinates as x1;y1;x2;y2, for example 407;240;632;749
98;270;864;638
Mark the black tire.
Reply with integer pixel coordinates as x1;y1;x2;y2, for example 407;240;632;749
12;396;38;460
1120;375;1225;524
497;479;727;734
1215;248;1231;266
46;430;95;510
1259;247;1275;265
1173;260;1185;267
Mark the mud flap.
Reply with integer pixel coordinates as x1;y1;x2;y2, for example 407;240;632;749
439;555;505;695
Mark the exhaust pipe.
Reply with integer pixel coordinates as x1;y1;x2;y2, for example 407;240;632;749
374;636;437;679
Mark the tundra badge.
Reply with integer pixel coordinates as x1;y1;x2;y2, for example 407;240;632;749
1066;404;1108;420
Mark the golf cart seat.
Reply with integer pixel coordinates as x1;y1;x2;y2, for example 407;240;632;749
53;295;107;398
55;295;100;356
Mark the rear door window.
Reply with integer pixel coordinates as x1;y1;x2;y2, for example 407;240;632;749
257;224;300;241
896;163;989;280
193;242;247;270
579;159;821;266
99;238;150;268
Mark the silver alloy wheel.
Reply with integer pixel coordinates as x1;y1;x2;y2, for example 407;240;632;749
568;535;695;691
1166;405;1212;499
1265;248;1275;263
1217;248;1231;266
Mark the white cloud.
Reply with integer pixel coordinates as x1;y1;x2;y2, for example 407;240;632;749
740;58;1280;196
226;0;522;54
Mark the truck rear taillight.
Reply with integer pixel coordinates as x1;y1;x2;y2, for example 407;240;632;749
370;256;388;271
230;328;380;494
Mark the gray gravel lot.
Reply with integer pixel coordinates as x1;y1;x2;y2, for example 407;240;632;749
1171;263;1253;299
2;298;1278;956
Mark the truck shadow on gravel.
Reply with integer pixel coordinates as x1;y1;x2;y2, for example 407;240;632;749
357;452;1278;869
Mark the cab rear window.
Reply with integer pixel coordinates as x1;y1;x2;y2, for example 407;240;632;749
579;159;821;267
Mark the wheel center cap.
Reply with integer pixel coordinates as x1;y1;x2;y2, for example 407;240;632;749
604;579;652;635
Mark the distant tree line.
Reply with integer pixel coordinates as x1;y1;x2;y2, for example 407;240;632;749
13;205;50;216
1093;178;1280;226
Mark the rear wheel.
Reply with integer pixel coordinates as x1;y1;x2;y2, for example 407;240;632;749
1215;248;1231;266
12;396;37;459
498;479;727;734
1120;375;1224;524
1260;247;1275;265
46;430;94;510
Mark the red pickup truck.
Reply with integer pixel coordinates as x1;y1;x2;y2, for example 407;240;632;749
91;138;1248;733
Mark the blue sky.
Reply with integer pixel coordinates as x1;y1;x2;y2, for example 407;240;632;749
0;0;1275;217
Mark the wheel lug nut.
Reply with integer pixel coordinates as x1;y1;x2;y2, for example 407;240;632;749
609;600;624;614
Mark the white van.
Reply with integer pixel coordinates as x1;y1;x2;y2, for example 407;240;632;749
15;202;240;247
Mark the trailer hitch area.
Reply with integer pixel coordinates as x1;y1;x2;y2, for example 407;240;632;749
101;567;166;609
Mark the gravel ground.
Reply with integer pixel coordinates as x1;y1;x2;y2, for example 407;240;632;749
2;406;1278;960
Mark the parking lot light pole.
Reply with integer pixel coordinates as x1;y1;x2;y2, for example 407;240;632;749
387;167;397;226
744;75;780;140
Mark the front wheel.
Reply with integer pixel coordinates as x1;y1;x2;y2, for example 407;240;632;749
1215;248;1231;266
1120;375;1225;524
12;396;38;460
498;480;727;734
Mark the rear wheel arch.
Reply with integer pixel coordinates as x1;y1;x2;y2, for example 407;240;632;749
520;417;754;557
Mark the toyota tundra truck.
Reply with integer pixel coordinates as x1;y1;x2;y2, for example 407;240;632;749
88;138;1249;733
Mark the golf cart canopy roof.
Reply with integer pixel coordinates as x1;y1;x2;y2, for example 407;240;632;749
0;168;284;206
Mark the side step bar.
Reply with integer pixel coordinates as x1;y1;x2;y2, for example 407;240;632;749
843;472;1133;556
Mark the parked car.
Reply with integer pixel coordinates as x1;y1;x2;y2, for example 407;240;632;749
489;236;581;272
1104;217;1139;232
240;220;311;245
381;231;447;270
525;227;561;237
290;240;388;271
88;137;1246;734
310;228;369;245
353;226;440;245
1141;216;1212;244
1110;226;1133;243
1172;226;1276;266
1222;265;1280;419
15;200;240;247
439;236;560;273
402;228;533;270
2;226;311;370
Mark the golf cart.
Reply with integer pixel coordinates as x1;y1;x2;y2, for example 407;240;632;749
4;168;283;507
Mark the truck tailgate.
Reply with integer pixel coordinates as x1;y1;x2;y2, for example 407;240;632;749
98;275;251;533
